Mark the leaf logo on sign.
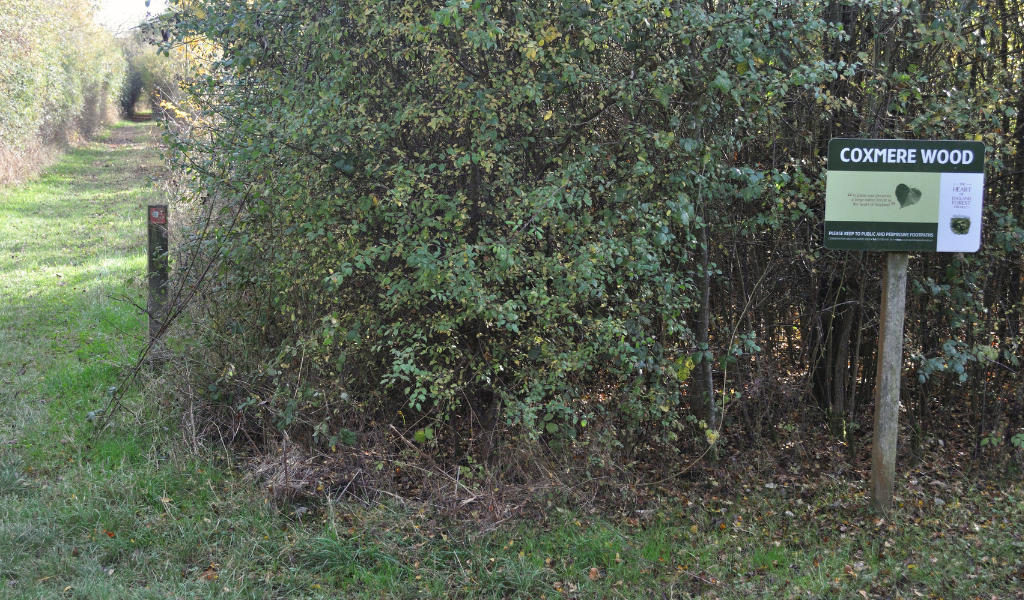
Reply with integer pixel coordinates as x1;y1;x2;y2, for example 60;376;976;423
895;184;922;208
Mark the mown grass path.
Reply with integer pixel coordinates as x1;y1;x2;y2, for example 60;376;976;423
2;123;1023;600
0;123;295;600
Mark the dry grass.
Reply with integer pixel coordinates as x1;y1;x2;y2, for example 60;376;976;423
230;421;624;527
0;142;60;187
0;98;119;187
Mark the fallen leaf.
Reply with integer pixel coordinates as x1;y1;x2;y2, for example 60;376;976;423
589;567;600;581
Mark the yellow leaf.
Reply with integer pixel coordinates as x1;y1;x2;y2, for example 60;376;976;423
543;111;553;121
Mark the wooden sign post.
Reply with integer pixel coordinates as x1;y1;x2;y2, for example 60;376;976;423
869;252;909;510
147;205;168;343
824;139;985;511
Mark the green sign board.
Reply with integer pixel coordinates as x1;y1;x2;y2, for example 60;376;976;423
824;139;985;252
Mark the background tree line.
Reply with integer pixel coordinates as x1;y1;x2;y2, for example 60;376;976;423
0;0;124;183
0;1;186;184
159;0;1024;482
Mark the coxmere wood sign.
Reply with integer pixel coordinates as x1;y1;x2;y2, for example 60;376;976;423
824;139;986;252
822;138;986;511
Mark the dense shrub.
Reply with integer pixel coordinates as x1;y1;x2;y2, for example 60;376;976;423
0;0;124;181
119;68;146;118
118;29;184;117
166;0;840;451
165;0;1023;469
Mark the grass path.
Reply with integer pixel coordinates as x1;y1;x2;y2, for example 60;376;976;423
0;123;295;599
2;123;1024;600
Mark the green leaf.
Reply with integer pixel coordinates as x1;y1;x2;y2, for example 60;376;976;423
337;428;357;446
711;70;732;92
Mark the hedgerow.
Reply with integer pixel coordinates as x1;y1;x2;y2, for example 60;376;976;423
0;0;124;181
164;0;1024;476
118;29;185;118
164;0;843;457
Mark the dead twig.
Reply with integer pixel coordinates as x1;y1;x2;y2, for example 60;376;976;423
337;468;362;501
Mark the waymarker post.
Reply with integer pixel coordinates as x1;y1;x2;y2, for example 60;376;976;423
147;205;168;344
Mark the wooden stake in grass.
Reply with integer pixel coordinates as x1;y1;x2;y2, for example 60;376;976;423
147;205;168;343
870;252;909;511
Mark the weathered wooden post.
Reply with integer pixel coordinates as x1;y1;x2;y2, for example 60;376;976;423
824;139;985;511
147;205;168;343
869;252;908;510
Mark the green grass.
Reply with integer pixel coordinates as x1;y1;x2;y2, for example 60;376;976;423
1;122;1023;599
